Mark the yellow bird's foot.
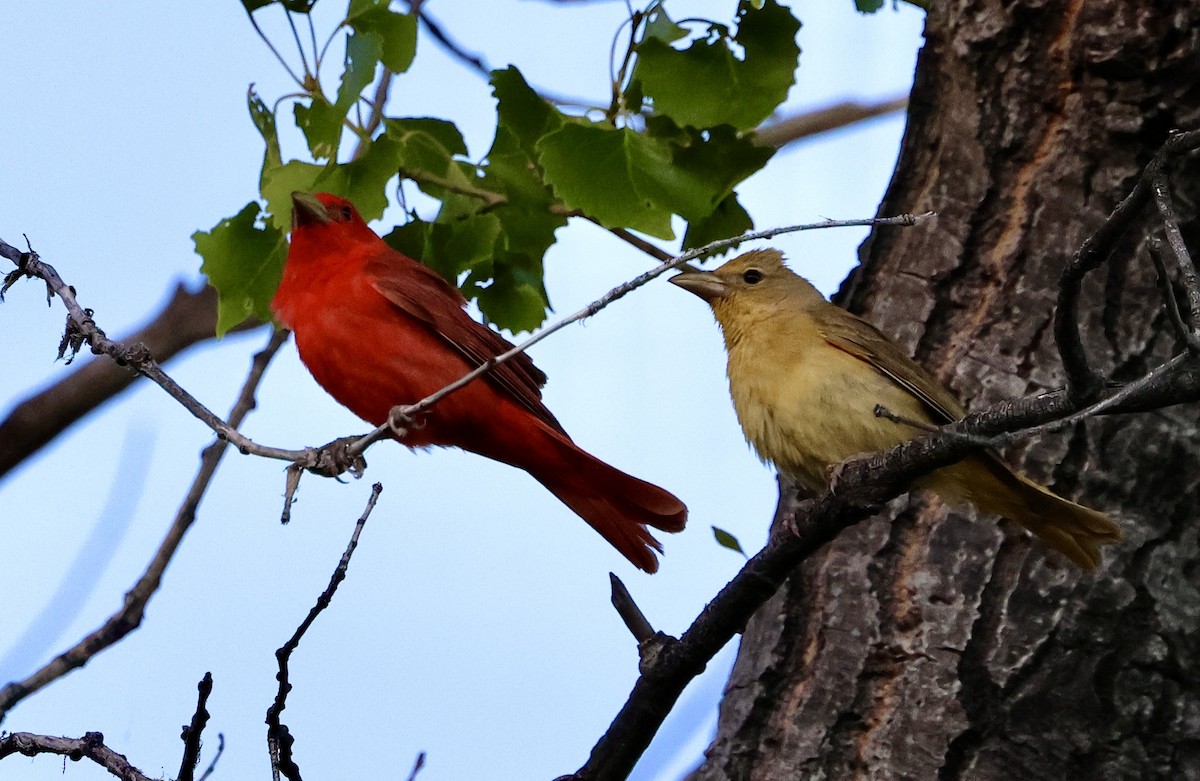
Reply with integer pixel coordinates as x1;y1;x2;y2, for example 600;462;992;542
826;452;878;495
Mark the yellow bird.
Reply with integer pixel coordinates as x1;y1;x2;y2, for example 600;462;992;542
671;248;1122;569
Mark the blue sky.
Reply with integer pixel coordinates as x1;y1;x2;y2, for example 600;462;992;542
0;2;924;779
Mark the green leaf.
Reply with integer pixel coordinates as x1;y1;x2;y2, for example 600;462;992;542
537;122;675;238
248;88;282;175
490;67;563;158
347;2;417;73
634;0;800;129
647;117;775;210
194;202;288;336
425;214;502;286
855;0;886;11
476;261;550;334
294;93;343;160
385;118;475;204
682;192;753;252
642;3;687;44
317;135;406;221
382;216;429;260
539;119;766;238
712;526;747;556
260;159;325;232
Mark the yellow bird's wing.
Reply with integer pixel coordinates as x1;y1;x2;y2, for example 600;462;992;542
818;311;967;424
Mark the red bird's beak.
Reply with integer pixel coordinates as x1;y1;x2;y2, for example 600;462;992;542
291;191;331;228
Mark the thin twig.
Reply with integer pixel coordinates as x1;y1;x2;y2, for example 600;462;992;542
198;734;225;781
0;329;289;722
359;69;394;143
1150;168;1200;338
406;752;427;781
1148;239;1199;352
873;403;996;447
0;282;262;480
754;96;909;149
267;483;382;781
982;353;1191;448
610;573;655;644
413;4;489;77
243;5;304;88
400;168;509;208
286;10;311;79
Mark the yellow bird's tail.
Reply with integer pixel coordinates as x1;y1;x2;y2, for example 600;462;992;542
1006;474;1123;569
925;458;1122;570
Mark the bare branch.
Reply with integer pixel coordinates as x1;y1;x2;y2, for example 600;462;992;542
178;672;214;781
753;96;909;149
1150;167;1200;340
0;329;288;722
1148;239;1196;350
610;573;655;644
0;731;154;780
267;483;382;781
1054;128;1200;402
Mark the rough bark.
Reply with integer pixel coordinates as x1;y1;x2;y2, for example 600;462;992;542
692;2;1200;780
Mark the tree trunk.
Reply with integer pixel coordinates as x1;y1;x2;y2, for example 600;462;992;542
692;2;1200;779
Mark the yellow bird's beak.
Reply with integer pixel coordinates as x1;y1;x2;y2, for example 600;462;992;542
291;191;331;228
670;270;729;302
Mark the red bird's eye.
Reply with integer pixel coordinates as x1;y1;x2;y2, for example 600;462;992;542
340;206;352;221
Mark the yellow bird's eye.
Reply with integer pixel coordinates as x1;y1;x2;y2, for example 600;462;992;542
742;269;763;284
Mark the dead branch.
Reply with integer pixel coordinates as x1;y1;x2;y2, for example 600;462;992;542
0;731;153;780
178;672;215;781
267;483;382;781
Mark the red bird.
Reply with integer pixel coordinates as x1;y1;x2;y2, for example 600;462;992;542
271;192;686;571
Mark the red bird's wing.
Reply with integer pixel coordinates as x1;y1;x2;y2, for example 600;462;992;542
368;257;567;435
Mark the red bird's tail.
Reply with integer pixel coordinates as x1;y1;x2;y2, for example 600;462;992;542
522;429;686;573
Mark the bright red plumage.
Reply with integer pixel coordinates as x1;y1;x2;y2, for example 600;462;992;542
270;192;686;571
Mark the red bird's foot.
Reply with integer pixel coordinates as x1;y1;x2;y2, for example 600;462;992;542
386;405;419;438
309;435;368;479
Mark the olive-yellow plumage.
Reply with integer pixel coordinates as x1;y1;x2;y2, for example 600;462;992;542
671;248;1121;569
